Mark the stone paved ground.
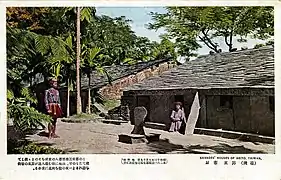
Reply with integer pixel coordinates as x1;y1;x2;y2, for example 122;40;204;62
25;120;274;154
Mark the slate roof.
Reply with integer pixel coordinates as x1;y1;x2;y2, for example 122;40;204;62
80;58;172;90
125;46;274;91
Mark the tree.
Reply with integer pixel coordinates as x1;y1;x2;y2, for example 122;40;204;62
151;35;178;60
6;7;50;31
84;15;138;65
8;7;179;117
148;7;274;57
76;7;82;114
81;47;103;114
6;27;68;131
62;34;76;117
52;7;94;115
6;27;68;93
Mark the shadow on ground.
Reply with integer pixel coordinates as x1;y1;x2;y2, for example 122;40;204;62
146;138;266;154
37;131;49;137
7;125;80;154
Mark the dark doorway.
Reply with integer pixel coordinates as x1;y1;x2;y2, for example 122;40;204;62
220;95;233;109
174;95;184;104
174;94;188;119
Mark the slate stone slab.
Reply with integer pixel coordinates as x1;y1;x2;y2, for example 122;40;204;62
145;133;161;142
185;92;200;135
131;106;147;135
134;106;147;126
119;107;162;144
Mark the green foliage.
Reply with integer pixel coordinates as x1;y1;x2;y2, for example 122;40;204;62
7;85;51;132
80;7;93;22
7;27;68;85
7;26;67;132
8;104;52;132
103;100;121;111
8;140;65;154
149;7;274;56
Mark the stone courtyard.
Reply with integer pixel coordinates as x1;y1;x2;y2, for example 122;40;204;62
25;120;274;154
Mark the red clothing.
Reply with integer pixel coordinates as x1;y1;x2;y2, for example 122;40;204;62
44;87;62;118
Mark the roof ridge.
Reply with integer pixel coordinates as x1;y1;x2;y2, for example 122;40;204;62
196;46;274;59
101;58;171;68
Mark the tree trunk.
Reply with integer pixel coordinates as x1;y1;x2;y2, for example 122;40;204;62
67;78;70;117
76;7;82;114
87;74;91;114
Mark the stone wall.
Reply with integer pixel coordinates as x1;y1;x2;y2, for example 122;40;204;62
99;62;175;100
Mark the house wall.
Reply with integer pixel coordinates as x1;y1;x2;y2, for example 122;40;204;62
205;96;235;130
125;91;196;129
122;88;274;136
250;96;274;136
203;95;274;136
98;62;176;100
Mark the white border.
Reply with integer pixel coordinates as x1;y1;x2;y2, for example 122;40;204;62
1;1;279;7
1;1;281;180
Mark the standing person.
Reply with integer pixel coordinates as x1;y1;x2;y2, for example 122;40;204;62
44;77;63;139
169;102;186;133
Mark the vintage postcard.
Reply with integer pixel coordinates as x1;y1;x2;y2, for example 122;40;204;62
0;1;281;180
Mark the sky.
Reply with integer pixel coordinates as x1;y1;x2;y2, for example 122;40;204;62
96;7;268;59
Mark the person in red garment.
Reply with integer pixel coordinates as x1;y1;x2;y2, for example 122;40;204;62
44;77;63;139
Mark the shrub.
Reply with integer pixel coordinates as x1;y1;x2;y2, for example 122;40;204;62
7;89;52;132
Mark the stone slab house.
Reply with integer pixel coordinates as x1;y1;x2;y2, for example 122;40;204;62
121;47;274;137
59;59;176;115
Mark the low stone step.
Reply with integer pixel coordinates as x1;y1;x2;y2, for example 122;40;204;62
144;122;167;130
102;119;128;125
194;128;274;144
118;134;148;144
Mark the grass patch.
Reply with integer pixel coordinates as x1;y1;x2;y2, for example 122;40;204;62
103;99;120;111
70;113;101;120
8;139;65;154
